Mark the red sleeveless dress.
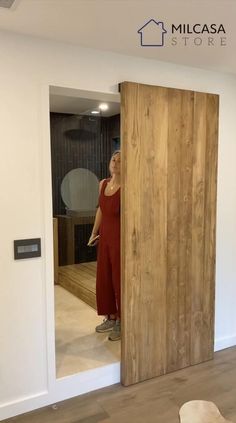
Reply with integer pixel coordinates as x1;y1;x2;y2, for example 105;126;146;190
96;178;121;318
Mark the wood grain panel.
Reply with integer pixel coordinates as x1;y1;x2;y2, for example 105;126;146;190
202;94;218;361
177;90;194;370
191;93;208;364
191;93;219;364
121;81;142;385
139;84;168;379
166;88;181;372
166;89;194;372
120;81;219;386
121;82;168;385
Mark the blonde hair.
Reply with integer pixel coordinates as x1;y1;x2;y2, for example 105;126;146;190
111;150;121;158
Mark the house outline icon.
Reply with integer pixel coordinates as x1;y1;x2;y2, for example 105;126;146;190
138;19;167;47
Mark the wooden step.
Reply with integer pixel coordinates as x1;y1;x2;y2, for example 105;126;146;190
58;262;97;310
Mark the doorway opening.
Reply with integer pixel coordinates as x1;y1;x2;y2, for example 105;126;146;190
49;86;121;378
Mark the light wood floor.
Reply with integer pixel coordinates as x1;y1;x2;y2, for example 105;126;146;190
58;262;96;309
5;346;236;423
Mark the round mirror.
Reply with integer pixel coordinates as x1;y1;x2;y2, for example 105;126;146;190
61;168;99;213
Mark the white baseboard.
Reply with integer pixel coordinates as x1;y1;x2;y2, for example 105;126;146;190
214;334;236;352
0;362;121;421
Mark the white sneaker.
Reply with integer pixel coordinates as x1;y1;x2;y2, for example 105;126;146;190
95;318;116;333
108;320;121;341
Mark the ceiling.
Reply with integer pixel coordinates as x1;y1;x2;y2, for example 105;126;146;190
50;86;120;116
0;0;235;74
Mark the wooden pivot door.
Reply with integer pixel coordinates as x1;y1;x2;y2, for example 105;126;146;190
120;81;219;386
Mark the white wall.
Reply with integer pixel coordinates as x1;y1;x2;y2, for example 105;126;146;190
0;30;236;420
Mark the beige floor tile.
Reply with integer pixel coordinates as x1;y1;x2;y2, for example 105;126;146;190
55;286;120;378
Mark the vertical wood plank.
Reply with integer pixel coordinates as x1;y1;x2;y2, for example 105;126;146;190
166;89;194;372
202;94;219;360
191;92;207;364
121;82;142;385
177;90;194;369
121;82;168;385
139;84;168;379
166;88;181;372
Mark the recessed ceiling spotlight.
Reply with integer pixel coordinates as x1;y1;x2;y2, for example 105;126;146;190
99;103;109;111
91;110;100;114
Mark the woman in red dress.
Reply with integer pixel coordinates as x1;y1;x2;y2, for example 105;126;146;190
88;150;121;341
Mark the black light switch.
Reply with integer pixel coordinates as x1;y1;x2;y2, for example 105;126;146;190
14;238;41;260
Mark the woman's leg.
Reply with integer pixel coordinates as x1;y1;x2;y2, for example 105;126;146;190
107;242;121;340
96;240;117;316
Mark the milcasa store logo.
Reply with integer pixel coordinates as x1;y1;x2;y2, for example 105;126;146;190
138;20;227;47
138;19;167;46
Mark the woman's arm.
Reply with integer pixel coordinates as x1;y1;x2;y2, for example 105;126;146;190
91;207;102;235
89;179;105;238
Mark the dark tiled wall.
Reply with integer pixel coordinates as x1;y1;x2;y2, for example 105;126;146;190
50;112;120;264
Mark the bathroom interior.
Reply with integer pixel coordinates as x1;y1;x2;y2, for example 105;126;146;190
50;86;121;378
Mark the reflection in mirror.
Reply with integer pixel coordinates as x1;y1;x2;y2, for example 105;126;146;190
61;167;99;215
50;87;121;379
